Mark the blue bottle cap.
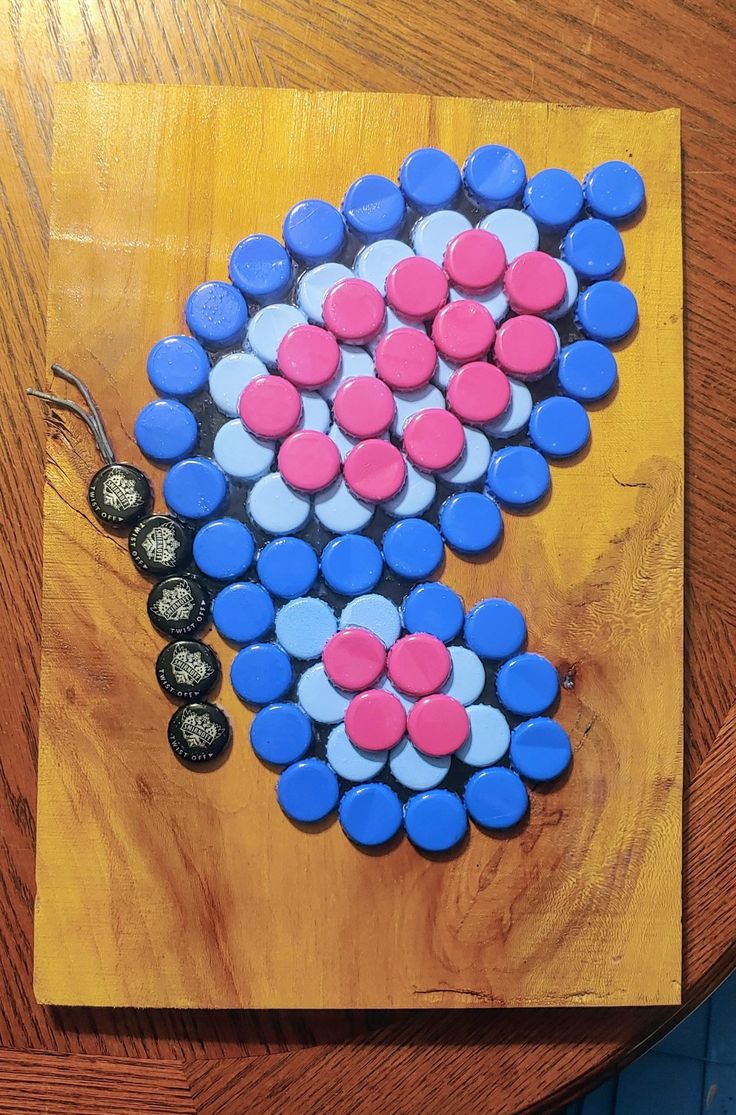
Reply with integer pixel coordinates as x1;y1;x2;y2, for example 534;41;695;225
576;280;638;343
134;398;198;462
399;147;462;214
464;767;528;829
326;723;387;781
321;534;383;596
464;597;526;660
439;491;503;554
283;199;346;265
441;646;486;706
496;652;559;716
340;593;401;648
342;174;406;242
147;335;210;398
401;581;464;643
557;339;618;401
230;642;293;704
193;517;255;581
510;716;572;781
583;160;645;223
529;396;591;459
486;445;551;508
163;456;228;520
275;597;337;660
404;789;467;852
209;352;267;417
277;758;339;823
229;234;292;302
213;581;275;644
185;281;249;349
389;738;450;791
456;703;510;766
382;518;444;580
297;663;351;723
213;419;275;481
339;783;403;847
463;145;526;210
523;167;583;231
562;218;624;281
257;537;319;599
250;702;313;765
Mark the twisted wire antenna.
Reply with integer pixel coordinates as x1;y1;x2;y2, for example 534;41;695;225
27;366;116;466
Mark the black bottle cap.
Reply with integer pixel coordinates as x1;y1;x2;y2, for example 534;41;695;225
147;575;210;637
168;701;231;764
156;640;220;700
88;463;152;527
129;514;193;576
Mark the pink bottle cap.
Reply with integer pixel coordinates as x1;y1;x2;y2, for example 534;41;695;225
322;278;386;343
494;315;559;379
323;628;387;691
277;430;341;492
333;376;395;438
345;688;406;751
375;328;437;390
443;228;506;293
447;361;511;424
387;633;451;697
407;693;470;757
239;374;301;438
431;300;496;362
343;439;407;502
385;257;449;322
504;251;566;315
402;408;465;471
277;324;341;388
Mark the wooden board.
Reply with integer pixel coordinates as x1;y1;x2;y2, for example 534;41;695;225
35;84;683;1010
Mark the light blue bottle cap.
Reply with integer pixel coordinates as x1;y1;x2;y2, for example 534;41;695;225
464;597;526;660
250;702;312;765
391;385;444;437
562;218;624;281
402;581;464;643
529;396;591;458
193;517;255;580
230;642;293;704
523;167;583;231
297;262;353;324
283;199;346;265
439;491;503;554
378;676;415;714
340;594;401;648
163;456;228;519
367;306;425;355
486;445;550;507
404;789;467;852
326;723;387;781
213;581;275;644
510;716;572;781
463;145;526;210
583;160;645;223
484;379;533;438
557;340;618;402
545;259;579;321
382;518;444;580
339;783;403;846
432;354;455;391
246;303;307;366
297;663;351;724
354;239;414;293
441;646;486;705
440;426;491;486
576;280;638;343
321;534;383;596
399;148;462;213
213;419;275;481
209;352;267;416
448;282;509;324
389;738;450;791
479;208;539;261
382;460;436;519
314;478;374;534
248;473;311;535
464;767;528;829
496;652;559;716
320;344;375;401
277;758;339;823
411;209;471;265
298;391;330;433
134;399;198;462
275;597;337;660
257;537;319;599
185;281;249;349
147;335;210;398
342;174;405;242
229;234;292;302
456;703;510;766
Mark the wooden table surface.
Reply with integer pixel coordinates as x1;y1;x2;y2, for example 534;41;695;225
0;1;733;1112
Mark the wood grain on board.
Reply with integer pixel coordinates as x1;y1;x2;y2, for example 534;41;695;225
34;84;683;1011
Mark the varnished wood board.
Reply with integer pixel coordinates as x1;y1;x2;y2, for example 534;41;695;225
35;85;683;1009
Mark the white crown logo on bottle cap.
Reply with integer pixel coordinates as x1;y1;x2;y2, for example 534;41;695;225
180;709;223;750
142;523;181;567
102;467;143;512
